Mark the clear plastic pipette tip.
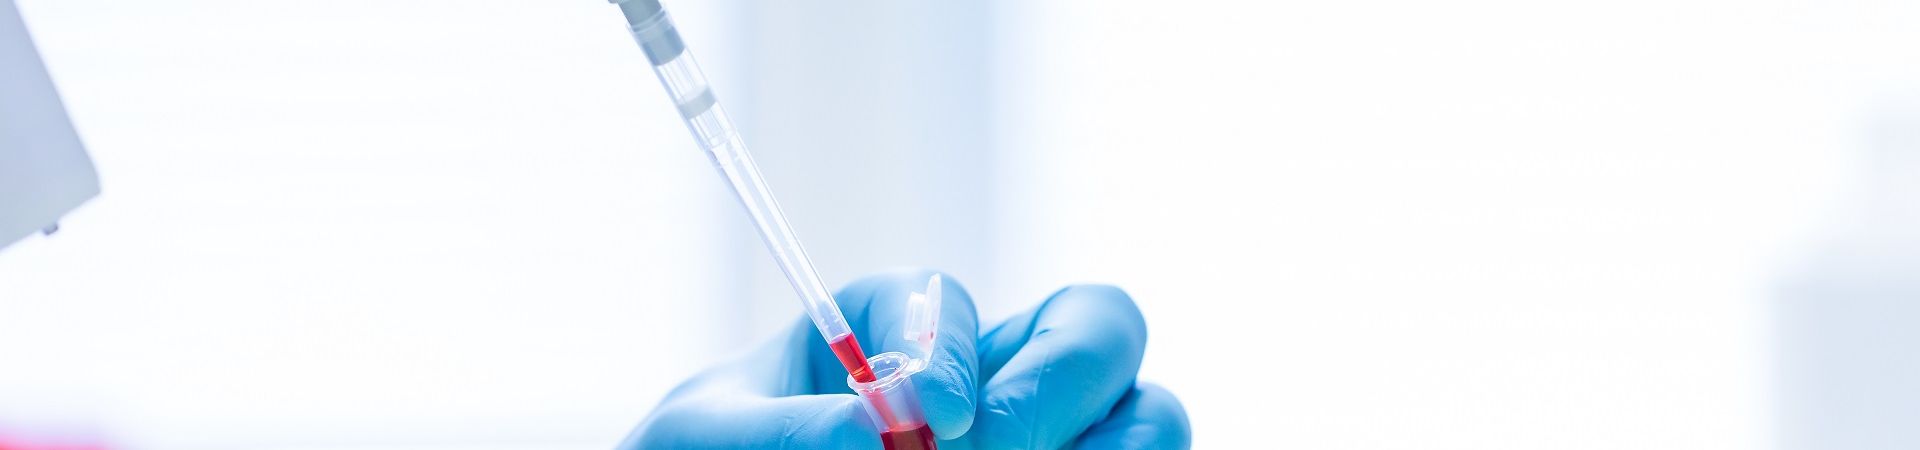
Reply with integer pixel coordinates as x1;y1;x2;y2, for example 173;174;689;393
613;0;859;346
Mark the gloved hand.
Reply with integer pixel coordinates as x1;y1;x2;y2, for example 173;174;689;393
620;269;1191;449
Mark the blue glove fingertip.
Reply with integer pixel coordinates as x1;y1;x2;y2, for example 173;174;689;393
1070;383;1192;450
973;283;1151;450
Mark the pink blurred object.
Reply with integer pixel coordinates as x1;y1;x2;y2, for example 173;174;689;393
0;431;110;450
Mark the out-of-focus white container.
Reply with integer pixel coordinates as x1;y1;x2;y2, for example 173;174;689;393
1775;100;1920;450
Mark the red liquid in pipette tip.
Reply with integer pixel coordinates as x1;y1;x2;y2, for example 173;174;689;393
828;333;877;383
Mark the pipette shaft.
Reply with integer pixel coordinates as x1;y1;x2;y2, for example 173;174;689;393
612;0;874;381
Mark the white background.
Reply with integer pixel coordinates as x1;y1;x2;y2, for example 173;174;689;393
4;0;1919;449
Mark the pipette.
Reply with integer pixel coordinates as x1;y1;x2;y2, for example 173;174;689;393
609;3;943;447
608;0;873;381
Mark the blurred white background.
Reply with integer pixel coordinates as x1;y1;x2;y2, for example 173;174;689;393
3;0;1919;449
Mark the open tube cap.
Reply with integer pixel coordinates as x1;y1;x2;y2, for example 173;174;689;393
902;274;942;363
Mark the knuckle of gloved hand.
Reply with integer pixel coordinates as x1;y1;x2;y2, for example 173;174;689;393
1054;283;1148;346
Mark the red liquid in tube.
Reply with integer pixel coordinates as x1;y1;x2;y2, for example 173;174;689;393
881;424;936;450
828;333;877;383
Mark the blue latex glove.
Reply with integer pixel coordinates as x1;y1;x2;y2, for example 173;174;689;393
621;269;1191;449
